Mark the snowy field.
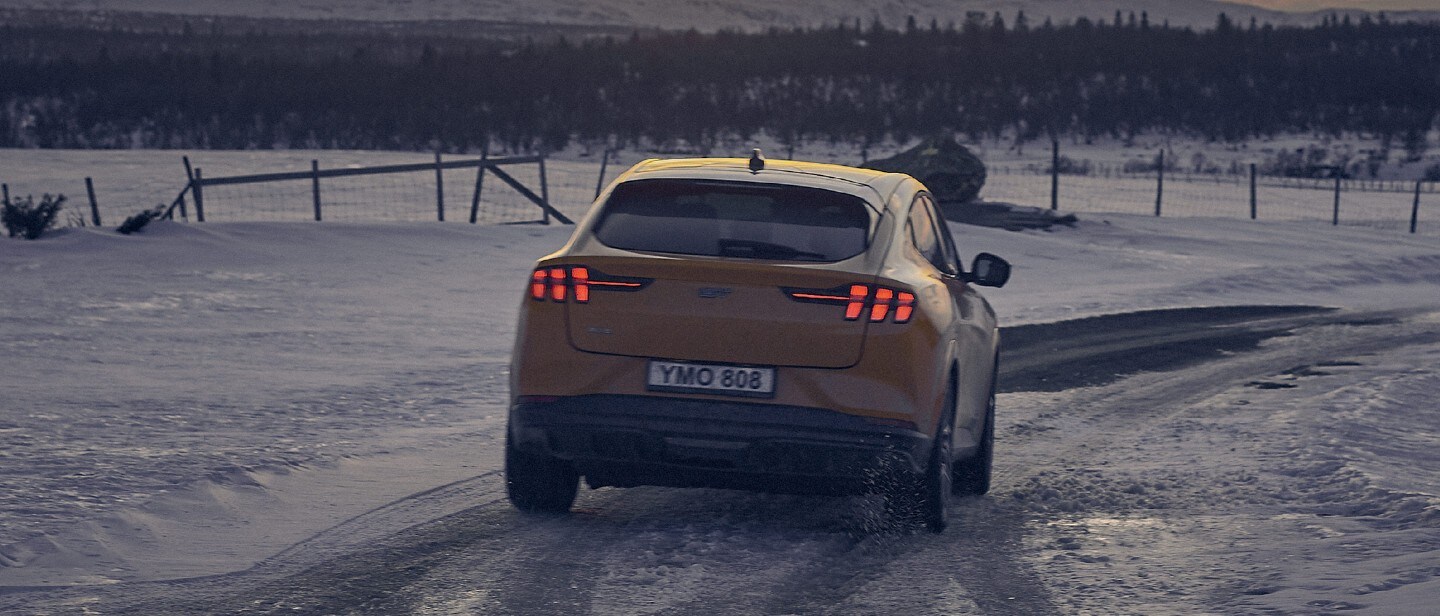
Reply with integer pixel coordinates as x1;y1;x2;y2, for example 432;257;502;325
2;148;1440;613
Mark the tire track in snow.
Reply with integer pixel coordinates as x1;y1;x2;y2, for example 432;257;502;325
984;308;1440;614
257;468;508;575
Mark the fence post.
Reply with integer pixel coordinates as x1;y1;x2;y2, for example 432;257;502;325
311;160;322;221
85;177;101;226
193;168;205;222
595;149;611;201
1413;180;1423;234
1250;163;1258;220
1;183;8;204
181;156;195;220
1332;175;1341;226
435;152;445;222
1155;149;1164;217
470;149;488;224
1050;139;1059;211
539;153;551;225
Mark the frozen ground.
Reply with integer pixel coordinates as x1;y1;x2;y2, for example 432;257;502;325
1;151;1439;613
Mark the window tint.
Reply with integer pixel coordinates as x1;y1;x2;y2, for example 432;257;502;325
593;179;871;262
924;195;961;275
907;196;944;269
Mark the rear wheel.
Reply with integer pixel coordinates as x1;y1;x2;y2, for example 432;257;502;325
921;401;955;533
885;380;956;533
953;370;996;496
505;433;579;514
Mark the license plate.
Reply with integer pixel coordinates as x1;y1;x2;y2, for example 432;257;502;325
647;360;775;398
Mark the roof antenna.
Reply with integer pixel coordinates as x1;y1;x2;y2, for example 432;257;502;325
748;148;765;173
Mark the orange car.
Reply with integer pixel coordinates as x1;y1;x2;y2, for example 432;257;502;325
506;152;1009;531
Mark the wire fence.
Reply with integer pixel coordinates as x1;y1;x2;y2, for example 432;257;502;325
982;164;1435;235
2;146;1435;235
0;150;601;230
183;154;573;225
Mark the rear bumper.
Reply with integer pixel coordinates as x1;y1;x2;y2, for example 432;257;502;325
509;394;931;495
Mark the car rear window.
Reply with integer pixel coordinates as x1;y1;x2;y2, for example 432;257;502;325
592;179;872;262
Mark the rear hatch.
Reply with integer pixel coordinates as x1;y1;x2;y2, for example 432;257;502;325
564;257;871;368
562;177;880;369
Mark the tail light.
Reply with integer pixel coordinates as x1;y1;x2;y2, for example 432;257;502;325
572;267;590;303
530;265;650;303
893;291;916;323
784;283;916;324
550;268;569;302
870;288;894;322
846;284;867;320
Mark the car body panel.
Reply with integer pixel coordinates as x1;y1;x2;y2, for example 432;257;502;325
560;256;876;369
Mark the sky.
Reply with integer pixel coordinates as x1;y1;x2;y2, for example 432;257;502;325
1230;0;1440;11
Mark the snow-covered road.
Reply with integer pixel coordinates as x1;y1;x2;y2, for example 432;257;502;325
2;212;1438;614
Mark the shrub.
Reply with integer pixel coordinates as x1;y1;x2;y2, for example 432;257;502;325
1423;164;1440;183
116;204;167;235
65;209;89;228
2;193;66;240
1048;155;1093;176
1123;150;1180;174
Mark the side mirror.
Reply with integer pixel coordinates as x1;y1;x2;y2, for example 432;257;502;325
966;253;1010;288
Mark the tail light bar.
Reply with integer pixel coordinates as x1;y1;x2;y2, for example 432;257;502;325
530;265;651;303
783;283;916;324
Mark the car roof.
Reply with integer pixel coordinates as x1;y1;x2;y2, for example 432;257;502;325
621;157;913;209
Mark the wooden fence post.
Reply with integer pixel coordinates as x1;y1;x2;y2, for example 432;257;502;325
160;184;189;221
470;149;488;224
1249;163;1257;220
487;165;574;224
1050;139;1059;211
85;177;101;226
1155;149;1164;217
180;156;195;220
1332;175;1341;226
193;168;205;222
539;153;551;225
435;152;445;222
1413;180;1423;234
595;149;611;201
311;160;322;221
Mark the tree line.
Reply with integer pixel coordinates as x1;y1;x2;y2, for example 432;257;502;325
1;12;1437;154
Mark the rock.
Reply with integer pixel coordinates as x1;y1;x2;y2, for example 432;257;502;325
862;136;987;204
937;200;1078;231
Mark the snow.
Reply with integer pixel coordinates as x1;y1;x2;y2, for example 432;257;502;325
1000;334;1440;614
2;148;1439;612
1;220;548;583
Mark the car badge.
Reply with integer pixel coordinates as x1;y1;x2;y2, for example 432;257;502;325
698;287;733;299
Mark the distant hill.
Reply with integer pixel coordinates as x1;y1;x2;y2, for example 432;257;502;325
2;0;1438;31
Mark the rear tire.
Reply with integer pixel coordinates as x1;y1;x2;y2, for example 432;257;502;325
953;372;996;496
885;381;956;533
505;433;579;514
921;405;955;533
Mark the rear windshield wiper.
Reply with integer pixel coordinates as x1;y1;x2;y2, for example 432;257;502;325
717;239;827;261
